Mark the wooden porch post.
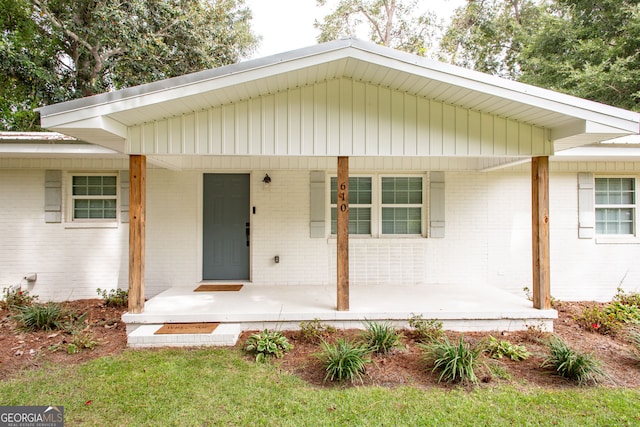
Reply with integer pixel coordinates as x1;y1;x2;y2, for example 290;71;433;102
128;155;146;314
337;156;349;311
531;156;551;310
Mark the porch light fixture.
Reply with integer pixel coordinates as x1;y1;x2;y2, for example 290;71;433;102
262;174;271;184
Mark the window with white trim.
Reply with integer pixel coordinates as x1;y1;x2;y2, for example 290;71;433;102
595;177;635;235
70;174;118;221
330;175;424;236
381;177;422;235
331;177;372;235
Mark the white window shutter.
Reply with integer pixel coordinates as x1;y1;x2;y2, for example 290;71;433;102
44;170;62;223
309;171;326;238
578;172;595;239
120;170;130;223
429;171;445;238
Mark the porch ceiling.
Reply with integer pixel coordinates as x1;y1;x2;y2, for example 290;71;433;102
38;39;639;152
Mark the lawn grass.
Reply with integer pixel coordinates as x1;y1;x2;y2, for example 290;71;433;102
1;347;639;426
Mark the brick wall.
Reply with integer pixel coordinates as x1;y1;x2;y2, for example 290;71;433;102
2;165;639;302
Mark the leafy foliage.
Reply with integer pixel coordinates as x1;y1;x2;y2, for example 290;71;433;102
519;0;640;111
1;0;258;130
315;0;439;56
67;331;99;354
575;305;624;336
440;0;545;79
485;336;531;361
298;318;336;344
1;287;38;311
420;336;483;385
541;336;605;385
244;329;293;363
408;314;444;343
316;338;371;383
96;288;128;308
613;287;640;308
361;320;404;354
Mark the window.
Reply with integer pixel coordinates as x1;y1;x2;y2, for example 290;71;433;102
331;177;372;234
381;177;422;234
71;175;118;221
330;175;424;236
595;177;635;235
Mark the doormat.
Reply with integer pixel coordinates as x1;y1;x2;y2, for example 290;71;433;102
194;284;243;292
154;323;219;335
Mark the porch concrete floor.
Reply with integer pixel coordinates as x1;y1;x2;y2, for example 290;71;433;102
122;284;557;333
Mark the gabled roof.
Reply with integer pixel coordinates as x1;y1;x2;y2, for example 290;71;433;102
38;38;639;153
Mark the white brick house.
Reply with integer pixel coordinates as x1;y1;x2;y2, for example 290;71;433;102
2;39;639;316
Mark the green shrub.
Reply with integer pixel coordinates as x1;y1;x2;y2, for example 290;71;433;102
244;329;293;362
14;302;66;331
298;318;336;343
485;336;531;361
361;320;404;354
96;288;128;308
613;287;640;307
408;314;444;343
1;287;38;311
604;301;640;324
541;336;605;385
420;336;483;385
575;305;623;336
317;338;371;383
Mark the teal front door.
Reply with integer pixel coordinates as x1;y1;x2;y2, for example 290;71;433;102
202;174;250;280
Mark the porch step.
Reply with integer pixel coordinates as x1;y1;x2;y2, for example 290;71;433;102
127;323;241;348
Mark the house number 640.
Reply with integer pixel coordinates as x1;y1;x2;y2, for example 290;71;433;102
339;182;348;212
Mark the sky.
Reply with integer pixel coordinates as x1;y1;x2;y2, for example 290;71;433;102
244;0;466;59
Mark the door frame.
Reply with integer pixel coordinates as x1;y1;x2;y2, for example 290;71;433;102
197;171;252;282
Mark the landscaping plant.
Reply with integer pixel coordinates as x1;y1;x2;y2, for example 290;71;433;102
575;304;623;336
1;287;37;311
541;336;605;385
420;336;483;385
298;318;336;344
485;336;531;361
613;287;640;307
408;314;444;343
317;338;371;383
13;302;66;331
244;329;293;362
96;287;129;308
362;320;404;354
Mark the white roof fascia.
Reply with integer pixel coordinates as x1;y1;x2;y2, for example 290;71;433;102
554;145;640;160
0;143;120;156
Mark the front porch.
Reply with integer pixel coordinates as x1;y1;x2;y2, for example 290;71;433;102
122;284;557;347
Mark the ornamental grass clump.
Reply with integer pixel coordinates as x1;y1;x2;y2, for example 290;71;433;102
541;336;605;385
362;320;404;354
420;336;483;385
244;329;293;363
317;338;371;383
14;302;66;331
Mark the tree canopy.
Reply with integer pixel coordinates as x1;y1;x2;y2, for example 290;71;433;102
314;0;439;56
0;0;258;131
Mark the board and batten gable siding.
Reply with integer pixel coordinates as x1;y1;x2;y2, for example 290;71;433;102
127;78;552;157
